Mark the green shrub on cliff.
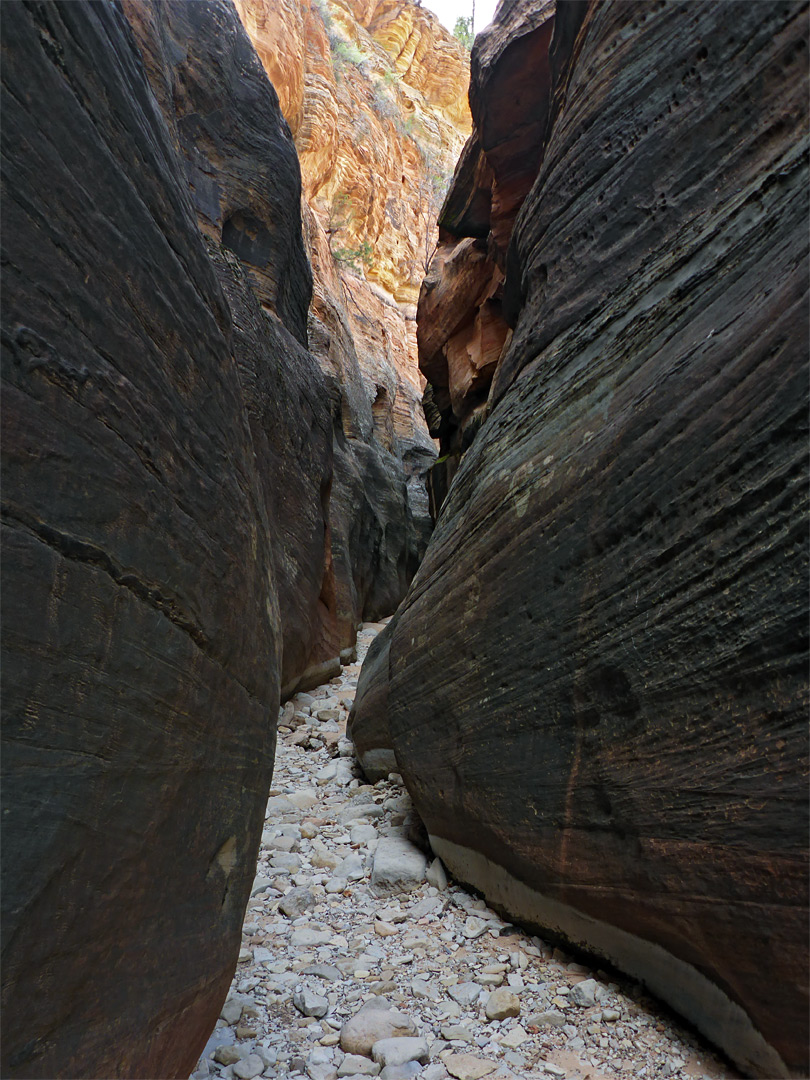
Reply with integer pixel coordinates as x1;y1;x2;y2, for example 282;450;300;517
331;240;373;273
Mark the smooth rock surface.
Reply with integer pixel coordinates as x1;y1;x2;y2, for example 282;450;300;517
370;1036;430;1067
338;1053;382;1076
341;1003;419;1057
1;2;294;1075
396;1;810;1077
443;1053;498;1080
348;618;398;782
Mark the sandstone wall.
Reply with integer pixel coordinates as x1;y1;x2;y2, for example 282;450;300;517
417;0;556;507
1;2;291;1075
0;0;450;1074
235;0;471;492
361;1;810;1076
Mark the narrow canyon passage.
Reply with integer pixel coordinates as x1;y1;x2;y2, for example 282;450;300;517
1;1;806;1079
189;625;740;1080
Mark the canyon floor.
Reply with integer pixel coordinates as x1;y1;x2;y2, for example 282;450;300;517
190;625;741;1080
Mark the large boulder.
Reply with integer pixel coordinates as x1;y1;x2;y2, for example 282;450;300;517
388;1;809;1077
348;617;398;781
0;1;312;1076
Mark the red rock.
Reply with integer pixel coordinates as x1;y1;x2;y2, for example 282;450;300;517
418;0;556;501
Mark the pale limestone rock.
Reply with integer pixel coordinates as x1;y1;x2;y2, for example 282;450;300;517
443;1054;498;1080
484;987;520;1021
370;1036;430;1067
340;1002;418;1056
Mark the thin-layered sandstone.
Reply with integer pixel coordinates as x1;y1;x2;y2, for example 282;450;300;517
235;0;471;497
0;0;449;1075
374;1;809;1077
417;0;555;506
1;2;292;1075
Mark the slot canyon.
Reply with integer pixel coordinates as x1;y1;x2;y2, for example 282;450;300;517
1;1;807;1080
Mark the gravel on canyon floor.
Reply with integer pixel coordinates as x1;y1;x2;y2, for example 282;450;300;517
191;623;740;1080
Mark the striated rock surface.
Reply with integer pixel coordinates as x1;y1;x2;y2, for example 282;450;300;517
418;0;555;507
0;0;444;1074
123;0;336;695
236;0;472;559
348;617;398;781
1;0;465;1070
383;1;810;1077
235;0;470;301
1;1;296;1075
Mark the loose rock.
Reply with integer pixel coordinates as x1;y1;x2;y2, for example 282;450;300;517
444;1053;498;1079
371;838;427;895
370;1036;430;1067
484;987;520;1021
569;978;601;1007
232;1054;265;1080
190;623;742;1080
337;1053;381;1076
293;988;329;1018
340;1003;418;1057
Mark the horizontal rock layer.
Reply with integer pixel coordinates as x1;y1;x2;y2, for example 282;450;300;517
386;1;810;1077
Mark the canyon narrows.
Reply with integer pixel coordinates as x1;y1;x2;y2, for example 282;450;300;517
1;2;808;1080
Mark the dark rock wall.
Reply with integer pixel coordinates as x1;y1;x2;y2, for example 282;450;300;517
1;0;430;1076
386;1;809;1076
1;2;281;1076
418;0;556;510
348;617;398;782
126;0;432;693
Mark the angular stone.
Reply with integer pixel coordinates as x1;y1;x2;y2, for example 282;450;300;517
410;978;441;1002
220;995;246;1025
289;789;319;811
232;1054;265;1080
448;982;483;1008
213;1045;245;1066
426;858;448;892
375;921;399;937
279;887;316;918
371;838;427;896
291;927;333;947
484;988;520;1021
302;963;343;983
339;802;384;826
463;917;489;939
338;1054;382;1076
294;988;329;1018
444;1053;498;1080
421;1068;450;1080
371;1037;430;1068
499;1024;528;1049
442;1025;475;1043
568;979;601;1008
